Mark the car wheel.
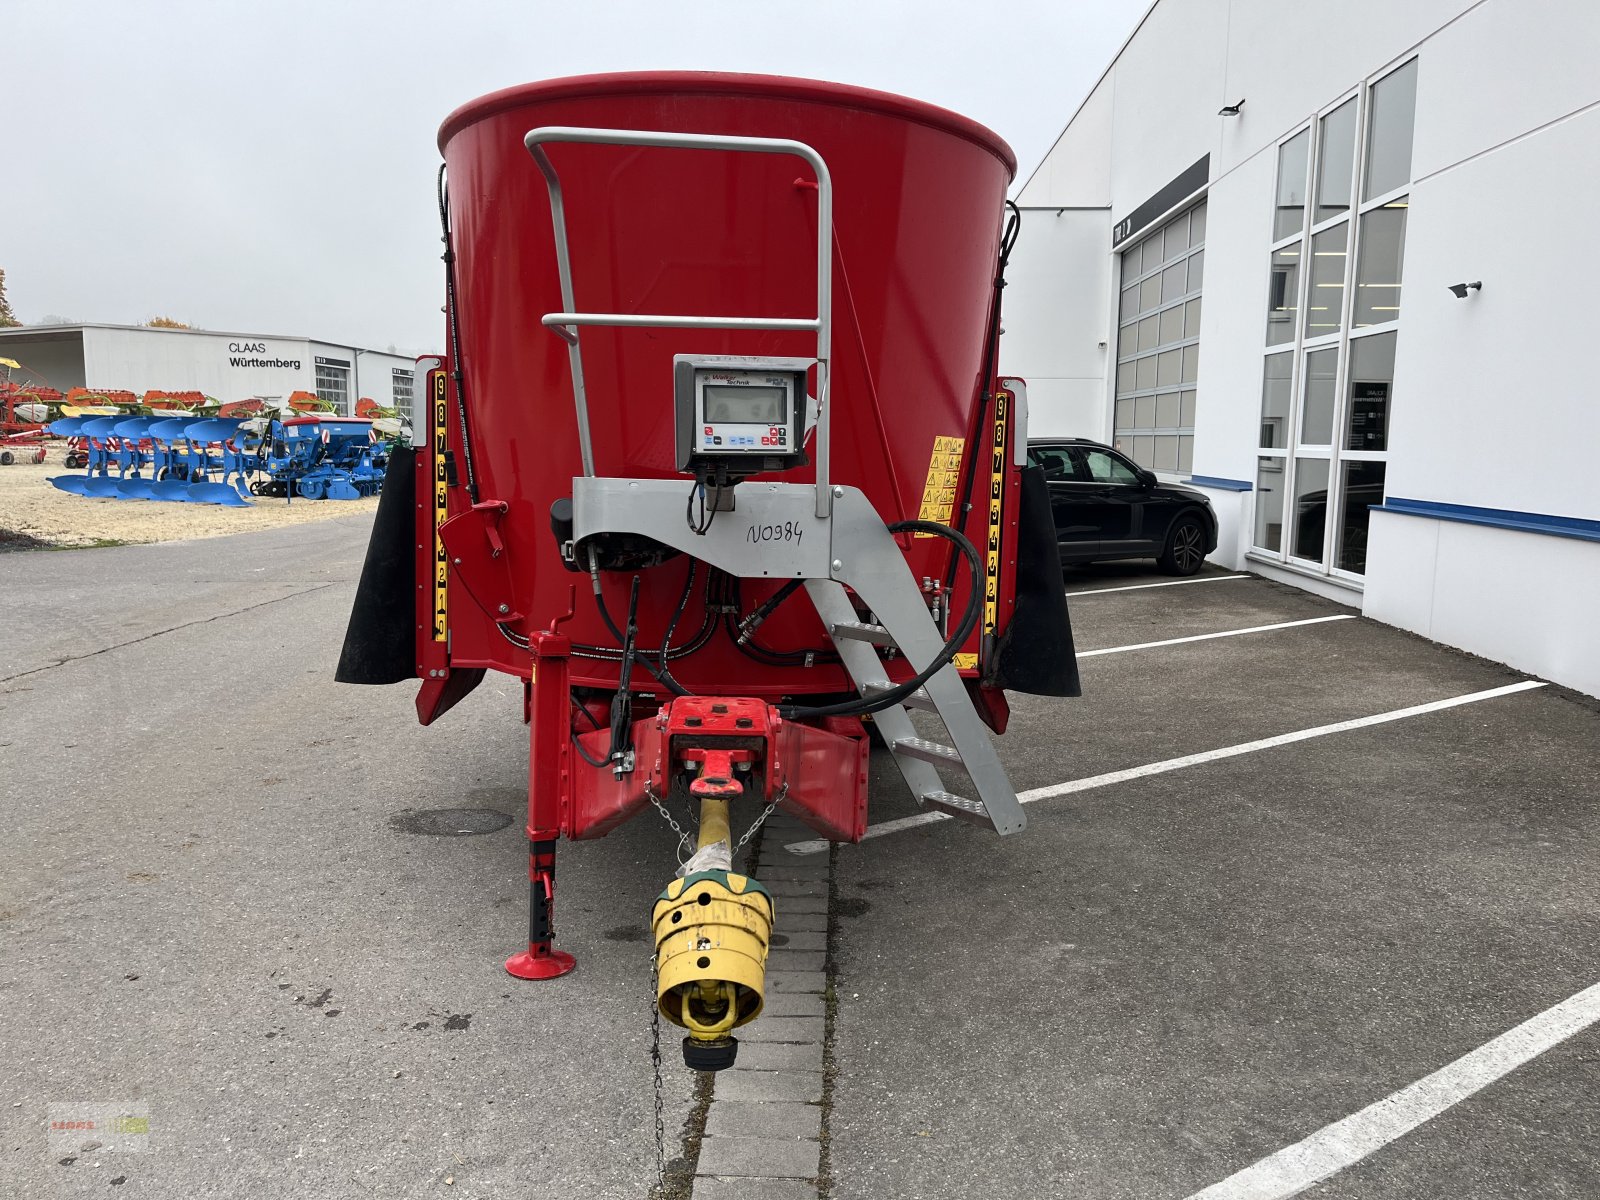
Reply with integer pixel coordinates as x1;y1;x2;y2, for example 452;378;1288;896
1158;514;1207;576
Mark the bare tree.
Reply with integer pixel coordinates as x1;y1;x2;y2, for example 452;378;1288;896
0;269;20;327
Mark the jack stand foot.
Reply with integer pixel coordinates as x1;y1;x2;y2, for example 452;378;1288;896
505;946;577;980
507;838;574;979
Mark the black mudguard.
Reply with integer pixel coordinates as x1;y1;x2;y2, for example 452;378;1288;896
335;445;420;685
991;465;1081;697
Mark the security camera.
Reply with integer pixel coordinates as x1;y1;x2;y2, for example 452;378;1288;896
1447;281;1482;298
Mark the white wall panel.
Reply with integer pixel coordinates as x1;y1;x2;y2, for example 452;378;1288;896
1216;0;1466;177
83;328;313;401
1387;105;1600;518
1367;512;1600;698
1412;0;1600;180
1183;150;1273;486
1000;208;1112;437
1105;0;1229;221
1018;80;1115;208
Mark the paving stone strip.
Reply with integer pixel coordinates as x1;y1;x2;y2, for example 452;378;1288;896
691;812;834;1198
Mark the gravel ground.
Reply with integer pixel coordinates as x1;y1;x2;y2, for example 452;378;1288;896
0;451;378;548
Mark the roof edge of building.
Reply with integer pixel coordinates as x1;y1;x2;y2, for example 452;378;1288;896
0;322;415;359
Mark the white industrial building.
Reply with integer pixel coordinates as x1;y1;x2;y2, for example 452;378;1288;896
0;323;418;417
1003;0;1600;698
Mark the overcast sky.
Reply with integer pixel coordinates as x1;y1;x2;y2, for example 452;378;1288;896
4;0;1146;354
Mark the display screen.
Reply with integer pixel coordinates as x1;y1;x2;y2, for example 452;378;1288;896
703;384;786;425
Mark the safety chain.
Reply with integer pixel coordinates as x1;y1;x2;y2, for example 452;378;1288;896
646;784;696;865
650;948;666;1190
734;783;788;855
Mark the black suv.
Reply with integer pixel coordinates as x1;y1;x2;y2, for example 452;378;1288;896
1027;438;1218;576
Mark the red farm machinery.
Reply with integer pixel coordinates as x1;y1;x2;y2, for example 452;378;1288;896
338;73;1079;1073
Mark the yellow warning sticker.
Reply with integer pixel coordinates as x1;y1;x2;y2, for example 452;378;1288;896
432;371;449;643
916;435;965;535
951;652;978;671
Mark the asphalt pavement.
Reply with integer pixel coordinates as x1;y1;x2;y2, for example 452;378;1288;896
3;527;1598;1199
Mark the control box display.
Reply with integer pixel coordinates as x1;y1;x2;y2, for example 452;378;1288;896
674;355;812;475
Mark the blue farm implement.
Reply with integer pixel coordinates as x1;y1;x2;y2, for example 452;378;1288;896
45;413;389;505
251;416;388;501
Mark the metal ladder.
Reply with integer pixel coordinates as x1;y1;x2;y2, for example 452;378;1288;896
805;578;1025;835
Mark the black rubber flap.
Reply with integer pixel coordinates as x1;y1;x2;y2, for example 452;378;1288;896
335;445;419;685
992;465;1082;697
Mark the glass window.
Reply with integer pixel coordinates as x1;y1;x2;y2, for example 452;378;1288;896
1354;201;1407;327
1140;275;1161;313
315;359;351;413
1162;263;1187;303
1028;446;1075;481
1164;217;1189;263
1178;435;1193;473
1291;457;1331;561
1254;457;1287;551
1260;352;1293;448
1155;392;1181;429
1181;344;1199;384
1337;461;1386;574
1346;332;1396;452
390;369;415;409
1304;223;1348;338
1157;349;1181;387
1180;390;1197;428
1136;356;1157;391
1184;298;1202;338
1153;435;1179;472
1189;207;1207;247
1080;447;1142;485
1274;130;1310;240
1315;97;1358;223
1187;249;1205;292
1138;315;1159;352
1134;394;1155;428
1120;286;1138;321
1159;305;1184;345
1266;242;1301;346
1365;59;1419;200
1300;347;1338;445
1116;361;1135;392
1129;437;1155;469
1117;324;1136;357
1143;236;1165;274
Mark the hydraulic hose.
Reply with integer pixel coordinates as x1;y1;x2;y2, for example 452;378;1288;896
778;518;983;721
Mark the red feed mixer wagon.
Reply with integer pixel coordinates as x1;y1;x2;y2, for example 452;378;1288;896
339;72;1080;1071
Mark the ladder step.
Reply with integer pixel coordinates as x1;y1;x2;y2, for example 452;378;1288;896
861;682;937;712
921;790;992;825
894;736;963;766
831;620;897;647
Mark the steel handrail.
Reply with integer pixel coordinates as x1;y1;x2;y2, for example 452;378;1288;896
523;126;835;517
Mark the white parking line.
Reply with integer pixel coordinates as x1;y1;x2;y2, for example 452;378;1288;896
1067;574;1250;597
1182;978;1600;1200
783;680;1546;855
1077;614;1355;658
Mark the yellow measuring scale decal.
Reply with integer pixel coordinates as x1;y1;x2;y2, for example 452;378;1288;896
984;391;1009;637
432;371;449;642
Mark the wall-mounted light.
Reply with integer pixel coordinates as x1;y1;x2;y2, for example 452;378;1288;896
1218;100;1245;117
1446;281;1483;298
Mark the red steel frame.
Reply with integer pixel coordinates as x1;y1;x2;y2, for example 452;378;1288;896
412;358;1028;974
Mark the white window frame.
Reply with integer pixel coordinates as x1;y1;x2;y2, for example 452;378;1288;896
1251;56;1417;584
